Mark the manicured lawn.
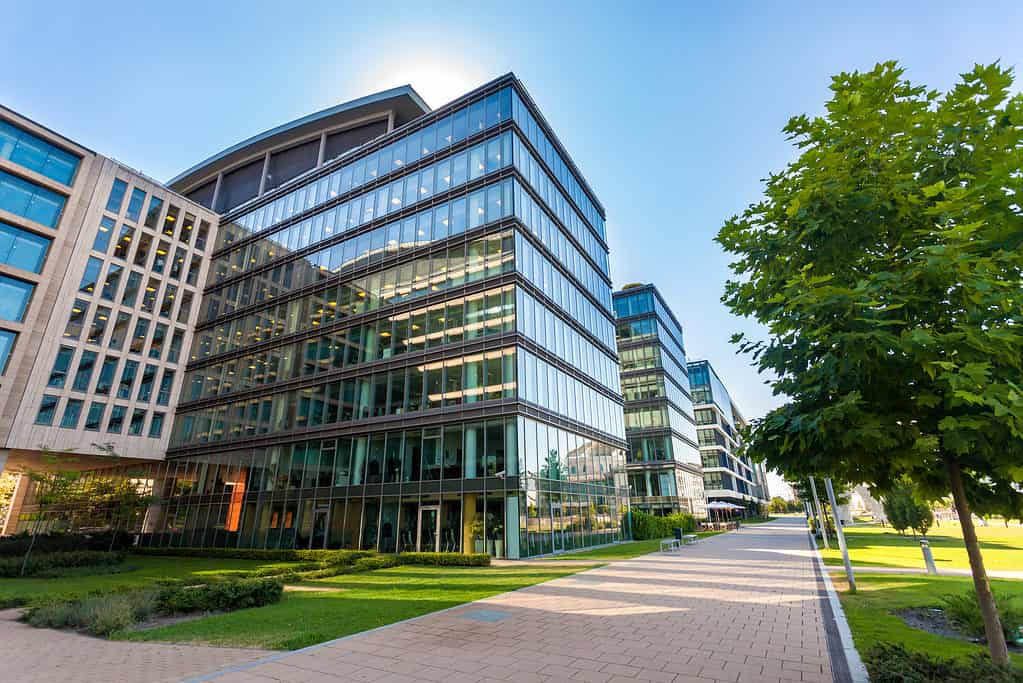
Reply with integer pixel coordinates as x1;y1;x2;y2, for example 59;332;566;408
832;572;1023;669
819;522;1023;571
0;555;305;607
119;564;589;650
542;531;724;560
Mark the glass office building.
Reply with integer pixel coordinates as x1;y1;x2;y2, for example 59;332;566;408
614;284;705;517
688;359;769;509
121;74;628;557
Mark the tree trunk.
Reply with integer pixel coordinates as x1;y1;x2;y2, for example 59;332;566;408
945;456;1009;667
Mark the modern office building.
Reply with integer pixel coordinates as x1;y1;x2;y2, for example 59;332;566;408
687;359;769;510
2;74;631;557
0;106;217;534
614;284;705;517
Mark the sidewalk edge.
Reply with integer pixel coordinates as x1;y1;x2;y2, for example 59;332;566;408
810;531;870;682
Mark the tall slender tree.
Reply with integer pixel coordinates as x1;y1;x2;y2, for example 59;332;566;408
717;61;1023;666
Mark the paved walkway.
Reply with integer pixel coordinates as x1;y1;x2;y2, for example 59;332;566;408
196;517;837;683
0;609;271;683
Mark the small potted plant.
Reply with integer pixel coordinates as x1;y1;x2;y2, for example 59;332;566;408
470;513;485;554
487;513;504;558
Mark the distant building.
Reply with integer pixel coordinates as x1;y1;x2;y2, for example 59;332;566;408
687;360;769;510
614;284;705;517
0;106;216;533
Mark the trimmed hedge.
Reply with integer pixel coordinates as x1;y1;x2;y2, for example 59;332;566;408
629;510;696;541
0;551;126;578
0;531;134;556
864;643;1023;682
156;577;283;615
398;552;490;566
133;547;375;564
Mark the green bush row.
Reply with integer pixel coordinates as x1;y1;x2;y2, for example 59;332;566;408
133;547;375;563
864;643;1023;682
24;577;284;637
942;590;1023;642
156;578;283;615
0;531;134;557
0;551;125;578
629;510;696;541
397;552;490;566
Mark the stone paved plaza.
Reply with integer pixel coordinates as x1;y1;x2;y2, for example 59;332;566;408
196;517;835;683
0;517;838;683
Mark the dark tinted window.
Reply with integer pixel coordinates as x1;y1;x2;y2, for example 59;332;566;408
216;158;263;212
324;120;388;162
264;139;319;191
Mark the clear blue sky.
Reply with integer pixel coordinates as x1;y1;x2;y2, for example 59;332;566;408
4;1;1020;495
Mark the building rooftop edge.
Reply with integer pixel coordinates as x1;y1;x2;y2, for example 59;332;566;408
167;84;431;188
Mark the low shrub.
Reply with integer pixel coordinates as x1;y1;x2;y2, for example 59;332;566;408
0;551;125;578
156;577;283;614
942;590;1023;642
397;552;490;566
0;531;134;557
24;577;283;637
629;510;696;541
864;643;1023;682
26;589;159;636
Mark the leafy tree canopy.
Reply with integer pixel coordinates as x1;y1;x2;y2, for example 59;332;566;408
718;61;1023;516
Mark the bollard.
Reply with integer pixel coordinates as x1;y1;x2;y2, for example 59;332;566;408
920;539;938;574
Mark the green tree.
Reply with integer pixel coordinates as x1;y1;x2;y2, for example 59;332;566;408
882;480;933;536
769;496;790;514
717;61;1023;666
18;448;82;575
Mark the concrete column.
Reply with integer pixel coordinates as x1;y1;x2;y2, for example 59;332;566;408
317;132;327;166
257;151;271;196
462;493;477;553
210;172;223;212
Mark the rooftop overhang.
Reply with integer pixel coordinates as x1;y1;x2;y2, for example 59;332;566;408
168;85;430;194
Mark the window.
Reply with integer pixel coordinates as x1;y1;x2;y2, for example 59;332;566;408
0;119;80;184
100;263;122;300
169;247;186;279
137;364;157;402
125;188;146;223
156;369;174;405
106;179;128;213
162;205;179;237
179;213;195;244
95;356;118;394
120;270;142;306
72;350;97;391
47;346;74;388
117;360;139;398
195;220;210;250
0;221;50;273
84;402;105;431
35;394;59;425
78;257;102;295
148;412;165;438
176;290;192;323
60;399;83;428
92;216;115;254
133;232;152;267
150;323;167;359
167;328;184;363
112;224;135;259
153;241;170;274
141;278;159;313
0;330;14;374
0;170;65;228
159;283;176;318
129;318;149;353
144;196;164;229
186;254;201;285
63;298;89;339
0;275;34;322
108;311;131;349
128;408;146;435
107;405;126;433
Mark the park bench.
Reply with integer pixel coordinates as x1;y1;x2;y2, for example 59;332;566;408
682;534;698;545
660;538;681;552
